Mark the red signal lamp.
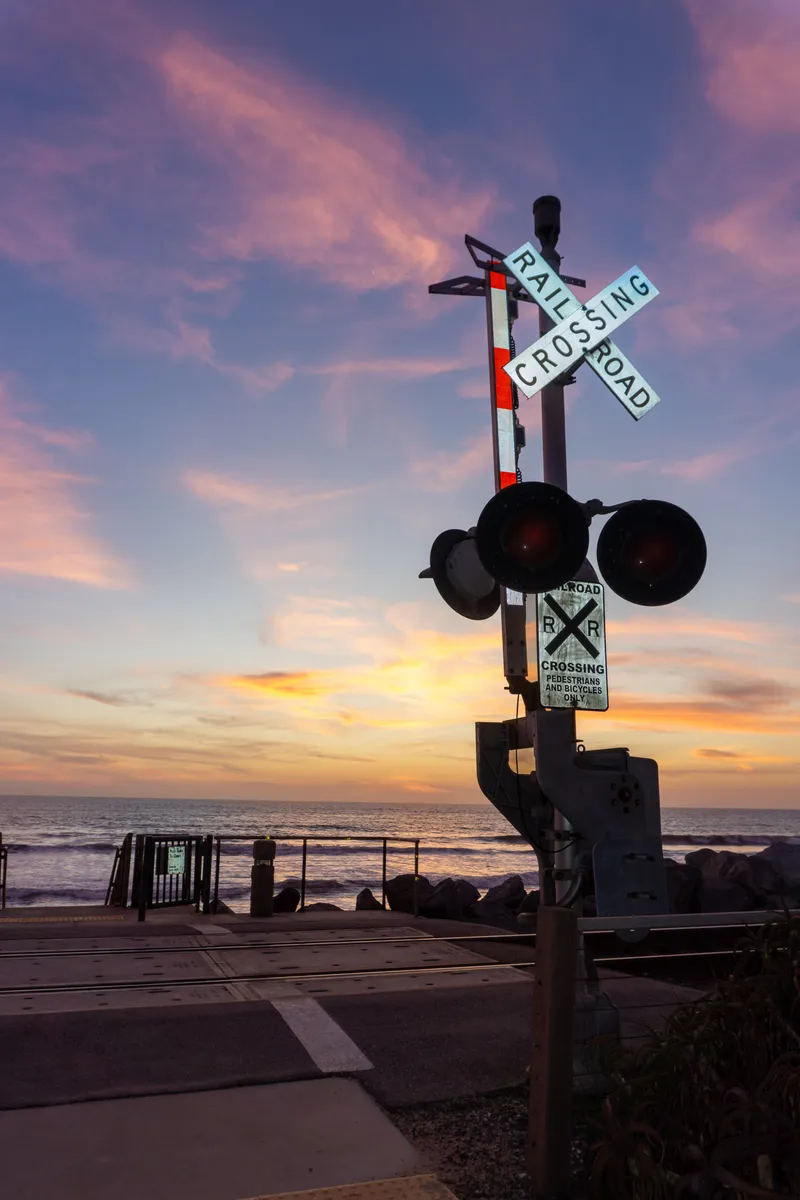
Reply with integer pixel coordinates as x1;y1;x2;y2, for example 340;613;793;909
475;482;589;595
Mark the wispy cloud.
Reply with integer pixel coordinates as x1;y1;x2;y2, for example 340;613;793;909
159;35;492;291
0;5;493;400
68;689;140;708
0;381;130;587
609;425;786;483
639;2;800;354
183;471;360;513
686;0;800;134
410;432;493;493
306;358;469;379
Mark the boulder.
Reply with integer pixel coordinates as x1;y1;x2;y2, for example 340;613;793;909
517;888;541;916
355;887;383;911
273;886;300;913
467;897;522;932
719;853;785;901
754;842;800;890
484;875;527;910
664;860;700;914
685;848;743;879
385;873;433;914
696;879;751;913
303;902;342;912
684;847;717;874
419;877;480;920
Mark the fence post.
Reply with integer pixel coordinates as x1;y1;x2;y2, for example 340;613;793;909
528;904;579;1199
137;837;155;923
250;838;275;917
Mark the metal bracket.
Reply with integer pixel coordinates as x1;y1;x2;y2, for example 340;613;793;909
465;233;508;270
475;719;555;856
531;707;669;919
581;497;642;520
428;275;486;298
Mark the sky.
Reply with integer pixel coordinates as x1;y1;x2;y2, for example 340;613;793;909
0;0;798;808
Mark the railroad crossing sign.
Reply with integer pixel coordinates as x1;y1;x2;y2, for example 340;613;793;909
536;580;608;711
503;242;661;421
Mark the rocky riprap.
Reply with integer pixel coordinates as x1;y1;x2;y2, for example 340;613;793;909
269;842;800;928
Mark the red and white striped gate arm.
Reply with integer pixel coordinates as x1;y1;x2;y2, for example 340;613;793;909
484;263;528;682
487;266;518;492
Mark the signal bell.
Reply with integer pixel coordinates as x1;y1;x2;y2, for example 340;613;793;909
597;499;707;606
419;529;500;620
475;481;589;595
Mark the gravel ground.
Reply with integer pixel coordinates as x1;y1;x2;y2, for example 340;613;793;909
389;1083;595;1200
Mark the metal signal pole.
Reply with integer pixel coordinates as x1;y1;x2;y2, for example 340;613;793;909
532;196;577;905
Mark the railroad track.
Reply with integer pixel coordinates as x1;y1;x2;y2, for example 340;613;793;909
0;926;749;997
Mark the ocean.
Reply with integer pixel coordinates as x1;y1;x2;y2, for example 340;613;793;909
1;795;799;912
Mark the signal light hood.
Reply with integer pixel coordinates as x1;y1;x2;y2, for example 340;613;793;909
420;529;500;620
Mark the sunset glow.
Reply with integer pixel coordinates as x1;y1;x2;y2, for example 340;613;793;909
0;0;797;806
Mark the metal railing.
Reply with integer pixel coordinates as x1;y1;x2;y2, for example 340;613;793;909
215;833;421;913
0;838;6;909
134;834;215;922
106;832;421;920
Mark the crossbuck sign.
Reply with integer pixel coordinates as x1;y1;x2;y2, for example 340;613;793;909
504;242;661;420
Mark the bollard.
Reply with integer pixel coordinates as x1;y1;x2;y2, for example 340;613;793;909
250;837;276;917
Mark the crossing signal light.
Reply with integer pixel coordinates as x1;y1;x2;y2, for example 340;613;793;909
475;482;589;595
596;499;707;606
421;490;706;616
419;529;500;621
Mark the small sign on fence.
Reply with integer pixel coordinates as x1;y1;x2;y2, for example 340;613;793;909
166;845;186;875
156;844;187;875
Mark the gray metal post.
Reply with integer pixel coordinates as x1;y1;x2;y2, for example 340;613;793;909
533;195;577;905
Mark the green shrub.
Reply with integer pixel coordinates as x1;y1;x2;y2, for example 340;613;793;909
586;909;800;1198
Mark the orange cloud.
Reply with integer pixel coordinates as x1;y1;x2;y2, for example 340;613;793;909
223;671;335;700
158;35;491;290
605;611;773;647
599;694;800;737
0;382;129;587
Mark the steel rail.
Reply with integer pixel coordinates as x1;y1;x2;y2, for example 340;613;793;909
0;913;785;960
0;948;742;1000
0;930;537;960
0;956;537;997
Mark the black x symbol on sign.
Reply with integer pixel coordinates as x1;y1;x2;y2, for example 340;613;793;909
543;595;600;659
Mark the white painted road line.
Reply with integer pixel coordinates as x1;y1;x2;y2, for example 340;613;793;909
271;997;374;1073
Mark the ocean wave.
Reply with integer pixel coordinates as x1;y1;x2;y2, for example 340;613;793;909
5;886;104;904
5;842;118;854
661;834;799;846
220;841;530;859
219;841;393;858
